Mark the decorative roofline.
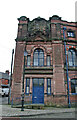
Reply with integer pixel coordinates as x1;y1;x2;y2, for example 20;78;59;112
18;15;76;23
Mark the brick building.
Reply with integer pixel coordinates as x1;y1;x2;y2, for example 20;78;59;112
11;15;77;106
0;70;9;88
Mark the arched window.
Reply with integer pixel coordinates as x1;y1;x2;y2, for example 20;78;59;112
71;78;77;94
34;48;44;66
68;49;77;66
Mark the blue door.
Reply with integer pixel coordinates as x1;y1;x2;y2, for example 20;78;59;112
32;78;44;104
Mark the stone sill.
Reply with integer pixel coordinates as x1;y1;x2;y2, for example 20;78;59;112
24;71;53;74
64;66;77;71
25;66;53;70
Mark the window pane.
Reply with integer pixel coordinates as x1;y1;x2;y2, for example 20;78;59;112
47;56;51;66
26;78;30;86
71;33;74;37
26;87;29;93
69;60;73;66
75;86;77;93
67;32;74;37
26;78;30;94
39;52;44;58
34;52;38;59
76;80;77;84
39;59;44;66
68;49;77;66
72;51;75;65
68;32;70;36
71;85;75;93
34;59;38;66
39;50;44;66
47;78;51;95
71;79;77;93
27;56;30;66
39;78;44;86
48;87;51;94
33;78;44;87
34;49;44;66
33;78;38;87
48;78;51;86
71;80;75;84
68;51;72;66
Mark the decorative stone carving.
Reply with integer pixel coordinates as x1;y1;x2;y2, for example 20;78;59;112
28;17;50;39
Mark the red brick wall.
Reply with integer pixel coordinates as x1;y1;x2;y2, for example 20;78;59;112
11;41;25;99
52;41;66;96
11;16;77;106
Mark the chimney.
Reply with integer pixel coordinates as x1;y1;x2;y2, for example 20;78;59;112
5;70;9;75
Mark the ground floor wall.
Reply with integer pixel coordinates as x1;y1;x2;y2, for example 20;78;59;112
11;72;77;106
11;92;77;107
11;74;68;106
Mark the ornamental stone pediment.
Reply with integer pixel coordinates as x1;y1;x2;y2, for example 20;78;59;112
28;17;50;38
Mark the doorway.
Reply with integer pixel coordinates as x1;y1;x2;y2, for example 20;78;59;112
32;78;44;104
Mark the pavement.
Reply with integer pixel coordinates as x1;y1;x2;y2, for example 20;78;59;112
0;104;76;118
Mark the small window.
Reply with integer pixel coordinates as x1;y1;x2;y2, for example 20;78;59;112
47;78;51;95
71;79;77;94
67;31;75;37
47;55;51;66
25;78;30;94
27;56;30;66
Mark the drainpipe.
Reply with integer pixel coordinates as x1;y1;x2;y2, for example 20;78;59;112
63;27;71;108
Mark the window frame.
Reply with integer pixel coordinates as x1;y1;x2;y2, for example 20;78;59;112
68;49;77;67
47;55;51;66
27;55;31;66
25;78;30;95
33;78;44;87
71;78;77;95
67;31;75;38
33;48;44;67
47;78;51;95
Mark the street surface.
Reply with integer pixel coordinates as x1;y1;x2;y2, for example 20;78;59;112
22;112;75;118
1;105;76;119
0;96;76;119
0;95;8;105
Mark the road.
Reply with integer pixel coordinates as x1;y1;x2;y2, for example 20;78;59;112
23;112;75;118
0;95;8;105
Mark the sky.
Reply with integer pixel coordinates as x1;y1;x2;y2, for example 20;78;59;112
0;0;76;73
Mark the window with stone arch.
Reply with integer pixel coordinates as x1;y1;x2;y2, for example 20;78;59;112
33;48;44;66
68;48;77;66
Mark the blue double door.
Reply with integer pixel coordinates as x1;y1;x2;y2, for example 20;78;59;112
32;78;44;104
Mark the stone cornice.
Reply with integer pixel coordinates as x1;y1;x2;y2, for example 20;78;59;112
64;66;77;71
